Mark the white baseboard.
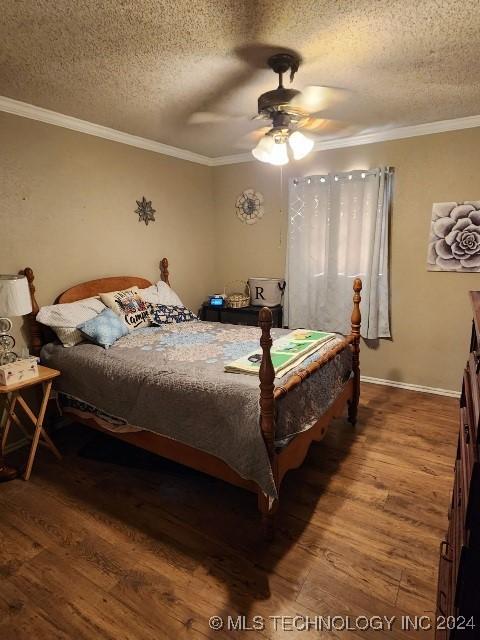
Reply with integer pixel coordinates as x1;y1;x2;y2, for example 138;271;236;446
361;375;460;398
3;418;68;455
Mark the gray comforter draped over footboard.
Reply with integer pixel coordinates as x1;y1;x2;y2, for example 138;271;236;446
41;320;352;499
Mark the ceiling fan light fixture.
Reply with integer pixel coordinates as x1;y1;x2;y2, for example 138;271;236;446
252;133;289;165
288;130;314;160
252;134;275;163
269;139;289;166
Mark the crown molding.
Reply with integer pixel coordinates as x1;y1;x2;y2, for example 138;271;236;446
0;95;212;166
2;94;480;167
313;114;480;151
209;152;253;166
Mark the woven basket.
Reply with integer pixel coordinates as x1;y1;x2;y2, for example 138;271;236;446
224;280;250;309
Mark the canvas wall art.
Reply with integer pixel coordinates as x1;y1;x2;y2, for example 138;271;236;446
427;201;480;271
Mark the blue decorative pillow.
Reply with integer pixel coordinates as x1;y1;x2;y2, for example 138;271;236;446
147;303;197;325
78;308;129;348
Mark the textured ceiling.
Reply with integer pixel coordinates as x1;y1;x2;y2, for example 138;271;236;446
2;0;480;157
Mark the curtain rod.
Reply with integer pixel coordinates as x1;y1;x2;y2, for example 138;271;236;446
292;167;394;186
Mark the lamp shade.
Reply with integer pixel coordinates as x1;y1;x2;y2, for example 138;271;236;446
0;275;32;317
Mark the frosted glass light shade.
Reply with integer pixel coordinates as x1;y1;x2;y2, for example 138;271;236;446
288;131;314;160
0;275;32;317
252;130;313;165
252;135;275;163
269;141;289;166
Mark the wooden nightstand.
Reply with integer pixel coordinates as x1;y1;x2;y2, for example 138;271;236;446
200;303;283;328
0;365;61;480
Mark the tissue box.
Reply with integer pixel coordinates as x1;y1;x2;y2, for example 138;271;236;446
0;357;39;386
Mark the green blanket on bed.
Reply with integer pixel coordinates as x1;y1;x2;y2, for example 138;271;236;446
224;329;335;376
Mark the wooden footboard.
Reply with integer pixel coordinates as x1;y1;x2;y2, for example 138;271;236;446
257;278;362;538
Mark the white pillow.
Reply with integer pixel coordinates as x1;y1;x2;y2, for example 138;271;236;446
37;297;106;347
140;280;184;307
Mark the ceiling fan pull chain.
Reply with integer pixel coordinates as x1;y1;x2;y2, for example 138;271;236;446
279;165;284;248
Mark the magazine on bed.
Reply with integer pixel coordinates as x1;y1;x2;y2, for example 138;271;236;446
225;329;336;376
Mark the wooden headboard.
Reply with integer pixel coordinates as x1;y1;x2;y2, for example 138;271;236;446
57;276;153;304
22;257;171;356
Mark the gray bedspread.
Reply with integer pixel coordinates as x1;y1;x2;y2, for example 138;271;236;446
41;320;352;498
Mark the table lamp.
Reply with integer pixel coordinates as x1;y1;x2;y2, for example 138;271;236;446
0;274;33;365
0;274;32;482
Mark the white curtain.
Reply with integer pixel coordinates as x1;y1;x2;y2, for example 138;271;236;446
285;168;391;339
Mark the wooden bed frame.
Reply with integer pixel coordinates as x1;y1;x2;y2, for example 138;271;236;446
22;258;362;538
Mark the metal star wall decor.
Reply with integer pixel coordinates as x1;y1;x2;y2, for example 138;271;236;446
135;196;156;225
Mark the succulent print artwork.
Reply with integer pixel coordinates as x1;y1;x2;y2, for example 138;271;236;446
135;196;156;225
235;189;264;225
427;201;480;271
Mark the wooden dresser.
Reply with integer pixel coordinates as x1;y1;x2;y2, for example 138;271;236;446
436;292;480;638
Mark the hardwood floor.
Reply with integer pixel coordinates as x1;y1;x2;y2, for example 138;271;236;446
0;383;459;639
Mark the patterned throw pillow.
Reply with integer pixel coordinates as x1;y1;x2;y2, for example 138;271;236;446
100;286;150;331
78;308;128;348
147;303;197;325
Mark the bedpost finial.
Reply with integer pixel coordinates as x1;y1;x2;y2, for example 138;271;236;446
259;307;274;361
259;306;273;329
160;257;170;286
259;308;274;374
24;267;34;287
351;277;362;337
22;267;38;313
349;278;362;425
21;267;42;356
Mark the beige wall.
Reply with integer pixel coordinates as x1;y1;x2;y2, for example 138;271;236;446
1;111;478;395
0;112;216;351
212;129;480;392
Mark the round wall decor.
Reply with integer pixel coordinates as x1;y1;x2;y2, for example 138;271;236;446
235;189;264;225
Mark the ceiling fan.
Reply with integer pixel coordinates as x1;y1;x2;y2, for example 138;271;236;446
249;52;347;165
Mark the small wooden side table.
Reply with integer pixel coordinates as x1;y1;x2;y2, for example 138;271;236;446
0;365;61;480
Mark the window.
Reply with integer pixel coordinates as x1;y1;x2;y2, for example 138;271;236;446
285;168;392;339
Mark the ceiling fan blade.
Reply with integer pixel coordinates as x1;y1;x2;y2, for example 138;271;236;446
235;126;271;150
291;86;350;113
184;56;266;126
248;126;271;141
188;112;248;125
298;117;350;135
